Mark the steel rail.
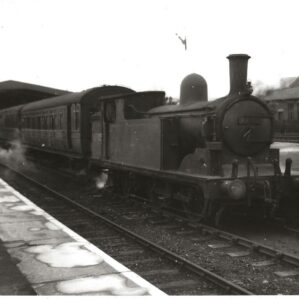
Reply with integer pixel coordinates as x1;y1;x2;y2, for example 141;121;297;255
189;223;299;267
0;163;253;295
131;193;299;268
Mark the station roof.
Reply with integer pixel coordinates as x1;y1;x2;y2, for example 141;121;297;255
0;80;71;109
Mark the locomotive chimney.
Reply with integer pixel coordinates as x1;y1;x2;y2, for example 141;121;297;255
227;54;250;95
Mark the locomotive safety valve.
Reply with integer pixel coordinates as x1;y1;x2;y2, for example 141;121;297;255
221;179;246;200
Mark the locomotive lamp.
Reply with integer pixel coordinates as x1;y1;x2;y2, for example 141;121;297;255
221;179;246;200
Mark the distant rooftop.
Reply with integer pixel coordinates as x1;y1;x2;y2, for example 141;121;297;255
0;80;71;109
263;86;299;101
262;77;299;101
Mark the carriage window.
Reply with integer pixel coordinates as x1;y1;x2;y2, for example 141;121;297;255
48;116;51;129
59;112;63;129
71;104;80;130
55;113;60;129
37;116;41;129
53;115;56;129
75;104;80;130
71;104;76;130
104;101;116;122
49;116;52;130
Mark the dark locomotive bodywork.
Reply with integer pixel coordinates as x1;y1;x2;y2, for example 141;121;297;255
0;54;298;224
88;54;299;223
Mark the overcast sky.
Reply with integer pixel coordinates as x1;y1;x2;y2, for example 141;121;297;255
1;0;299;98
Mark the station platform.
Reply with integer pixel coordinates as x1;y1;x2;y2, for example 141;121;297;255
0;178;166;296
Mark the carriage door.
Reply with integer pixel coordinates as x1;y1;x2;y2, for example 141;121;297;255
67;105;72;149
91;111;103;159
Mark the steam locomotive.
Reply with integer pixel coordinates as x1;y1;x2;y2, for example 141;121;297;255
1;54;298;224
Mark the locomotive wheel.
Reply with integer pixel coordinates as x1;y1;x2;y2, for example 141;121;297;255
113;171;131;196
206;201;229;227
173;186;205;222
184;188;206;222
147;180;171;208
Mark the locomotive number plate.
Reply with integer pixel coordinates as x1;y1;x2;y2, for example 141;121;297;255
237;116;267;126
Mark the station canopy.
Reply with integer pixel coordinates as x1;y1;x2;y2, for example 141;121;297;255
0;80;71;109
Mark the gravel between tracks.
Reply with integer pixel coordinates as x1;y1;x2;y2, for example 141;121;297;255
2;160;299;294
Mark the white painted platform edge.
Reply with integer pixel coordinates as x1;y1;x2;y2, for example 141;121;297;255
0;178;167;296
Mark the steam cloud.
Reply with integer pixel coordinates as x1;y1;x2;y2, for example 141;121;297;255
0;140;26;165
95;171;108;189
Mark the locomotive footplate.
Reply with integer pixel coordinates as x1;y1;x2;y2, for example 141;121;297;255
207;172;299;226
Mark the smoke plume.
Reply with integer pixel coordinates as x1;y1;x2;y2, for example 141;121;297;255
0;140;26;165
95;171;108;190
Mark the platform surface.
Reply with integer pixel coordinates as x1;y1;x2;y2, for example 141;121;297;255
0;178;166;296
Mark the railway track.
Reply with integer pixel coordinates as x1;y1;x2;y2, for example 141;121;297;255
0;163;251;295
1;161;299;294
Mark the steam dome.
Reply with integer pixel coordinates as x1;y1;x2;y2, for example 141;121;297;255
180;73;208;105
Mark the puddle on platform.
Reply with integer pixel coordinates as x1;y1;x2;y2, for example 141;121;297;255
30;210;44;216
0;195;20;203
11;205;34;211
26;242;103;268
44;221;61;231
56;274;147;295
